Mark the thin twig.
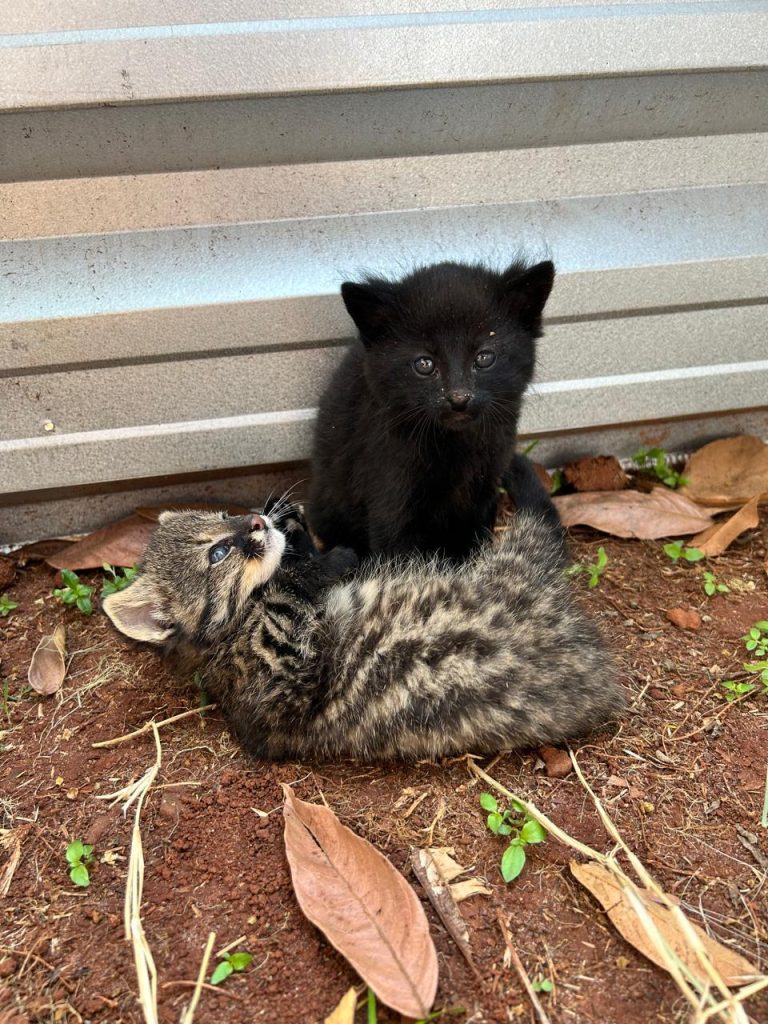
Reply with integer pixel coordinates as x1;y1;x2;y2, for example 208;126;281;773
216;934;246;959
496;909;552;1024
161;980;243;1002
180;932;216;1024
92;705;218;748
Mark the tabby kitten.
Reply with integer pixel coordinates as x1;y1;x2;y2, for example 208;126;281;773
103;504;624;762
310;258;556;559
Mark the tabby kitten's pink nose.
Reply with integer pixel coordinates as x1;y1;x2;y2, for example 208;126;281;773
250;514;266;531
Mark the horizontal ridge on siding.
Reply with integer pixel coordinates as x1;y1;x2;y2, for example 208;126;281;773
1;0;767;536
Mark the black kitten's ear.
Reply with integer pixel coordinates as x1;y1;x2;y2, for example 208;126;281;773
103;578;173;644
341;281;394;343
502;260;555;328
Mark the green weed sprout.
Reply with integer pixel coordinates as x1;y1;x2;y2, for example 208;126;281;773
532;978;554;994
702;571;729;597
66;840;94;887
663;541;705;565
480;792;546;882
101;564;138;597
723;621;768;701
566;546;608;589
633;447;687;489
0;595;18;616
210;951;253;986
53;570;94;615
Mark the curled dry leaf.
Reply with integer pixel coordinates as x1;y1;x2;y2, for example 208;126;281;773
28;625;67;696
410;847;490;974
682;435;768;507
324;987;357;1024
282;786;438;1018
564;455;629;493
539;745;573;779
554;488;713;539
666;608;702;632
570;861;758;987
690;495;761;557
47;514;156;570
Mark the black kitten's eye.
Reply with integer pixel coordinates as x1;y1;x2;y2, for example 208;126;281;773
208;543;231;565
413;356;435;376
474;350;496;369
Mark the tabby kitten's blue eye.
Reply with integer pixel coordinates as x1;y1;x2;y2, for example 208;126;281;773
209;543;231;565
413;356;435;376
474;351;496;369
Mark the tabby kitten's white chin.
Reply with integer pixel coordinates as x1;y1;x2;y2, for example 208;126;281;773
239;518;286;600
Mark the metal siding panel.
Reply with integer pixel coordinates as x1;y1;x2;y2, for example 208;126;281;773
1;3;767;537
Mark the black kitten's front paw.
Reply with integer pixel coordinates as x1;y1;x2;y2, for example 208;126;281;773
319;546;359;580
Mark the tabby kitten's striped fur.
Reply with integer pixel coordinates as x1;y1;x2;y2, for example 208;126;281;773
104;504;624;762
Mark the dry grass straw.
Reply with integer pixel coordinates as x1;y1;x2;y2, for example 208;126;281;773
97;723;163;1024
92;704;218;749
469;752;768;1024
179;931;216;1024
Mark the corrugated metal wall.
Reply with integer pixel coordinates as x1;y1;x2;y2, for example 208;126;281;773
2;2;767;541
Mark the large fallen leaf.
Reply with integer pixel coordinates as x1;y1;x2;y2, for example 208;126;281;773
690;496;761;556
682;436;768;507
46;514;156;569
410;848;490;973
554;488;714;539
28;625;67;695
324;987;357;1024
282;786;438;1018
571;861;758;986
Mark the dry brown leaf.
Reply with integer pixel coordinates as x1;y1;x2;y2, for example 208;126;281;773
682;435;768;507
564;455;629;492
1;824;31;898
324;987;358;1024
570;861;758;987
47;514;156;570
449;878;493;903
554;488;713;539
690;496;761;556
410;847;484;974
28;625;67;696
282;786;438;1018
666;608;702;632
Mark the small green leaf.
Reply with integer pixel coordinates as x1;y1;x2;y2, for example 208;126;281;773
532;978;553;994
596;547;608;570
497;822;513;837
520;819;546;845
82;844;94;861
76;596;93;615
61;569;79;588
500;843;526;883
683;547;705;563
486;811;503;834
210;961;234;986
479;793;498;813
510;799;526;814
70;863;90;887
227;952;253;972
66;840;84;865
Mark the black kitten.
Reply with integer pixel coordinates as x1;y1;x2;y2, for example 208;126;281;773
310;259;557;559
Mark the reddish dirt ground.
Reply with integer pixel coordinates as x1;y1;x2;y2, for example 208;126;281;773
1;516;767;1024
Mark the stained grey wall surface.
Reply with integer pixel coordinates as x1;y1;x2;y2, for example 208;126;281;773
1;1;767;540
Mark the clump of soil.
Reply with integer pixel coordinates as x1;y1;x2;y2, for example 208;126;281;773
1;519;767;1024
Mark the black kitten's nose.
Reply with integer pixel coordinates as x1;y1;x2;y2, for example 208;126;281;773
250;513;266;532
447;391;471;411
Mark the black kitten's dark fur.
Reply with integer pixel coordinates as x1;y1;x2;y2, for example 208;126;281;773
310;259;557;559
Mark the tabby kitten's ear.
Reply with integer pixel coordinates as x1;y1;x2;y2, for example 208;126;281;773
502;260;555;329
103;579;173;644
341;280;395;343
